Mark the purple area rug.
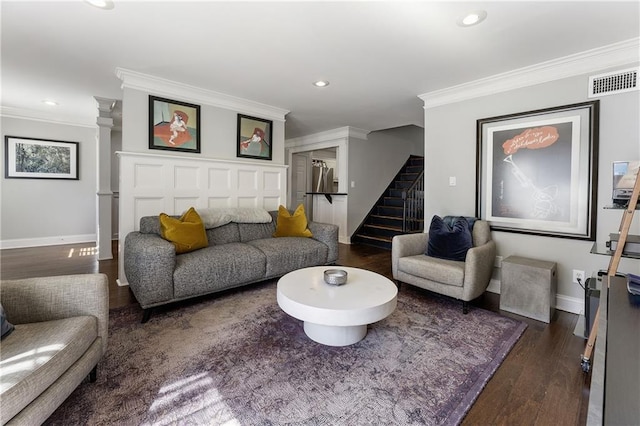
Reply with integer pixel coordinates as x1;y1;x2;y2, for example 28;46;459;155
45;281;525;425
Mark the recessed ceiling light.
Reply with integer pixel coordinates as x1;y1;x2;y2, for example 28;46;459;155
313;80;330;88
457;10;487;27
84;0;114;10
42;99;59;107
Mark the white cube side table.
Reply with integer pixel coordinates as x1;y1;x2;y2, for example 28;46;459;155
500;256;557;323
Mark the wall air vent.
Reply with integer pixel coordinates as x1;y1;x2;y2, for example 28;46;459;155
588;67;638;98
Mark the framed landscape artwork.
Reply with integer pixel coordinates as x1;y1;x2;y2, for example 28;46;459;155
4;136;79;180
237;114;273;160
476;100;599;240
149;96;201;153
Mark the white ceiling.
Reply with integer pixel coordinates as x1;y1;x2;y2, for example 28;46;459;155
1;1;639;139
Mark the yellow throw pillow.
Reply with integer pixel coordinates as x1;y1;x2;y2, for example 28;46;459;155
273;204;313;238
159;207;209;254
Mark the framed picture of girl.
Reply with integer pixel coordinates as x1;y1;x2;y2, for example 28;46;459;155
149;96;201;153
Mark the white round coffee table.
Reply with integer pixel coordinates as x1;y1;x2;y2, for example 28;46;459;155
277;266;398;346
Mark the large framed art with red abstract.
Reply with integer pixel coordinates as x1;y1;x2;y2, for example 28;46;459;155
476;101;599;241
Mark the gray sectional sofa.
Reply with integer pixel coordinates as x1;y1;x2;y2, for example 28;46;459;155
0;274;109;425
124;210;339;322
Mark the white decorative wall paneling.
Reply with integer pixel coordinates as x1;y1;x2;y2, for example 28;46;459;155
117;151;287;286
311;194;349;244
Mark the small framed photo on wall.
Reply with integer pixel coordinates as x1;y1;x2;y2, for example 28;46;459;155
149;96;201;153
237;114;273;160
4;136;79;180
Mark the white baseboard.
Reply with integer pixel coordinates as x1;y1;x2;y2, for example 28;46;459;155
555;294;583;315
486;278;501;294
0;234;96;250
485;278;583;315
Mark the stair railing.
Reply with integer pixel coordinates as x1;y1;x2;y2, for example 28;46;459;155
402;171;424;232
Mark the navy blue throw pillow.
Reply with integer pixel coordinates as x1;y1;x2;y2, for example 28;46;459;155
0;303;15;340
443;216;476;234
426;215;473;261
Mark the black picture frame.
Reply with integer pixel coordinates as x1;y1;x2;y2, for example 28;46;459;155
237;114;273;160
4;136;79;180
476;100;599;240
149;95;201;153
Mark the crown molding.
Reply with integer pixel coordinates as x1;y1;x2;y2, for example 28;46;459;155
285;126;369;148
419;37;640;109
346;126;370;141
96;116;114;128
115;150;289;170
94;96;116;115
115;67;290;122
0;106;96;128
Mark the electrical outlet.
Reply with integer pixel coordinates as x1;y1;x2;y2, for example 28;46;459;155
572;269;586;284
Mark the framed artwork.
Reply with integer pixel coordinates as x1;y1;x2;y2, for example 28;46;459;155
4;136;79;180
149;96;201;153
476;100;599;240
237;114;273;160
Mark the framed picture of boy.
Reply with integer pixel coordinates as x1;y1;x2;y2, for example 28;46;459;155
237;114;272;160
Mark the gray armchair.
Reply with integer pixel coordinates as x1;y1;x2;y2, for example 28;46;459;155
0;274;109;425
391;220;496;313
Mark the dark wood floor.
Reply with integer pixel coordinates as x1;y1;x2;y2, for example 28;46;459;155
0;241;590;425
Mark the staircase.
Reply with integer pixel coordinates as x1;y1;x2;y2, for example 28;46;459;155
351;156;424;250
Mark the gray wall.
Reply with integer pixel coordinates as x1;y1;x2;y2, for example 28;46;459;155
121;88;286;163
424;68;640;305
348;125;424;236
0;116;97;245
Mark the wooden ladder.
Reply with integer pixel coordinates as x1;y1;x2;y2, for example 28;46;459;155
581;170;640;373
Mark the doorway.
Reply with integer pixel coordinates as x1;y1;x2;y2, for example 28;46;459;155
291;152;311;215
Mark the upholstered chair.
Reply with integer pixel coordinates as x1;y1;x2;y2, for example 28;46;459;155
391;217;496;313
0;274;109;425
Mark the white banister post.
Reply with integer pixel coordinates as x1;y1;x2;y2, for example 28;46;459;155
95;97;116;260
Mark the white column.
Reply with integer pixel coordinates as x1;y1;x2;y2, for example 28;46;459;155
95;97;115;260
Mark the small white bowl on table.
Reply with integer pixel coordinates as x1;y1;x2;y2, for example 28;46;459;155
277;266;398;346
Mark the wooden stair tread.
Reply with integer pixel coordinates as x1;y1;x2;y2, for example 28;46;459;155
363;224;403;231
370;214;403;220
354;234;392;243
